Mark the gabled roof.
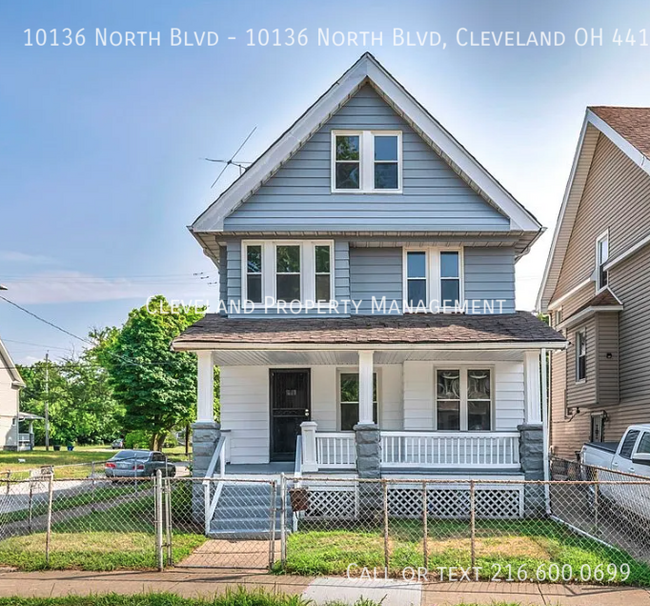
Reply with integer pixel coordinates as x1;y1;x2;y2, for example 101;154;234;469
191;53;542;239
0;337;25;388
537;106;650;311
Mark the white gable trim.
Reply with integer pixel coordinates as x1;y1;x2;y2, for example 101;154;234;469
0;338;25;388
191;53;541;235
537;108;650;312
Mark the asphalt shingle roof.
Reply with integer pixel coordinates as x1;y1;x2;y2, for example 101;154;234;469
590;106;650;158
173;312;565;347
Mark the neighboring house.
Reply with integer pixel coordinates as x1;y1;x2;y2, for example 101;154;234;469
538;106;650;460
0;337;26;450
174;53;565;525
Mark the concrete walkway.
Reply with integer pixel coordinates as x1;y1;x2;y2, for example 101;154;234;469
0;569;649;604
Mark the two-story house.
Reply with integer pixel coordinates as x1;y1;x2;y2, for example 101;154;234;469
538;107;650;460
173;54;565;526
0;337;26;450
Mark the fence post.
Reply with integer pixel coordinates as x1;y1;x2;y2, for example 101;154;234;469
204;480;210;536
422;480;428;570
383;480;389;573
469;480;476;570
268;481;277;570
27;478;34;534
155;470;164;572
165;477;173;566
593;481;599;536
280;473;287;568
45;472;54;568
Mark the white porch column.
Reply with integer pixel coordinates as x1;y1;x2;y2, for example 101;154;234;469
196;351;215;423
358;350;375;425
301;421;318;472
524;350;542;425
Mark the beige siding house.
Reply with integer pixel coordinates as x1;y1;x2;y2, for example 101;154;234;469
0;338;25;450
538;107;650;458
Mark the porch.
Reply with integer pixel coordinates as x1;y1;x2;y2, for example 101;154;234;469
191;345;550;478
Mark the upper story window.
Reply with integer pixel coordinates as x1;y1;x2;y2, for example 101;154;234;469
276;245;301;302
596;231;609;289
242;240;333;306
403;248;463;312
245;245;263;304
332;131;402;193
576;328;587;382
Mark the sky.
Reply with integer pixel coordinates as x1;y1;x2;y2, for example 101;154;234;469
1;0;650;364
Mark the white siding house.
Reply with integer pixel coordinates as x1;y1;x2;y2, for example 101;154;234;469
0;338;25;450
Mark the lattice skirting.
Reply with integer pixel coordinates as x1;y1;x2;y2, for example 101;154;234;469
299;484;524;521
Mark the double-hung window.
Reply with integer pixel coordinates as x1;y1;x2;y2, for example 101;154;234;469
315;245;331;302
403;248;463;311
332;131;401;192
406;251;427;307
242;241;333;305
596;231;609;289
334;134;361;190
440;252;461;305
436;368;492;431
276;245;301;302
245;245;263;304
576;329;587;382
340;372;378;431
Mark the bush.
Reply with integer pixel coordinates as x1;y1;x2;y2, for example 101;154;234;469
124;430;151;449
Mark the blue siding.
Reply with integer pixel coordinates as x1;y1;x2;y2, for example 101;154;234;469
226;239;241;302
335;240;350;300
219;245;227;314
223;85;509;232
349;247;403;314
464;247;515;313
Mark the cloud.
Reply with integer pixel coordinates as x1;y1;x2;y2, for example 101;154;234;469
2;271;218;306
0;251;58;265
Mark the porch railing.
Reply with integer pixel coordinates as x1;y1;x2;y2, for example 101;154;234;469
381;431;520;469
315;432;356;469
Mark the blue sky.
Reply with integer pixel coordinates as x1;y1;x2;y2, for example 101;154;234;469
1;0;650;363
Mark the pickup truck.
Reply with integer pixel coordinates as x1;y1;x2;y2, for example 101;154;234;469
581;424;650;520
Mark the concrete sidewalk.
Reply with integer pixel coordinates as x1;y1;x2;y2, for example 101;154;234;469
0;569;649;605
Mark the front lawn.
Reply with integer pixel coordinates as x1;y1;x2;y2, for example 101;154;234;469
277;519;650;586
0;488;206;571
0;448;109;476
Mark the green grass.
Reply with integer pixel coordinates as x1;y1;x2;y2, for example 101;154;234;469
0;487;206;571
0;484;134;524
276;519;650;586
0;589;524;606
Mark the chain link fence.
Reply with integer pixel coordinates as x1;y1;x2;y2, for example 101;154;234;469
0;462;649;584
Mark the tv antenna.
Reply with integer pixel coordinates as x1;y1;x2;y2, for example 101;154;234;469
203;126;257;188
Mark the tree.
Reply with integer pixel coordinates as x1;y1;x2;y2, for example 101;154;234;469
100;295;205;451
17;331;124;445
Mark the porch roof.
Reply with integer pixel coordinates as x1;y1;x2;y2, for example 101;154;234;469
173;312;565;351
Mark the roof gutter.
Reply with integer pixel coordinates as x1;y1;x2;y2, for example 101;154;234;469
173;340;567;352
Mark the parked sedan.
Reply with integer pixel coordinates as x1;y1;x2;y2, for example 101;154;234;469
104;450;176;478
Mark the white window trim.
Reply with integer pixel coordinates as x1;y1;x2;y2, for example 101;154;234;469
402;246;464;312
595;229;610;292
433;364;495;432
331;130;402;193
241;240;335;307
336;367;381;431
575;328;587;384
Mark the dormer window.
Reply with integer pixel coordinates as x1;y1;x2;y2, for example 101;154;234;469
332;131;402;192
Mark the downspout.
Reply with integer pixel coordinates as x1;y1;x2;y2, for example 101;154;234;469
540;347;551;515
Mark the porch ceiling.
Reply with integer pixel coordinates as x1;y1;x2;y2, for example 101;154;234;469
211;348;526;366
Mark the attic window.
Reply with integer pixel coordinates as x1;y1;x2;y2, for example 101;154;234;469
332;131;402;193
596;230;609;290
